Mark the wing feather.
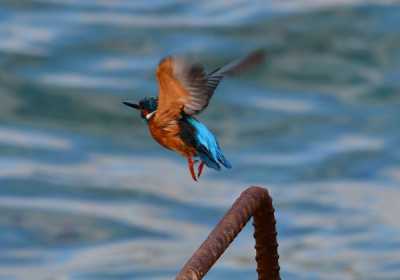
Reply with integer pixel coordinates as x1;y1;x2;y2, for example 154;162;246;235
155;49;265;121
154;56;187;126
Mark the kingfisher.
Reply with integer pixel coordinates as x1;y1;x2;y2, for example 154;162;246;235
123;50;265;181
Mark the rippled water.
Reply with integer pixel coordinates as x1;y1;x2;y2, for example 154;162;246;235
1;1;400;279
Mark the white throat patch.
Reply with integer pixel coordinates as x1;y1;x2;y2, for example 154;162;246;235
145;110;156;120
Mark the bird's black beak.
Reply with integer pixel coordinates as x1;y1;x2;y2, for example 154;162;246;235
123;101;140;110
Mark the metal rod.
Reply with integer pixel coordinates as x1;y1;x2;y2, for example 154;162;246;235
175;186;280;280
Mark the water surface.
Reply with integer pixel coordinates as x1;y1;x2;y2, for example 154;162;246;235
1;1;400;279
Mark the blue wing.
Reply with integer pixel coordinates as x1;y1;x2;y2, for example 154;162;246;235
186;117;232;170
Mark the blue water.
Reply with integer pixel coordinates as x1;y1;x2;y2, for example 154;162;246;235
1;1;400;279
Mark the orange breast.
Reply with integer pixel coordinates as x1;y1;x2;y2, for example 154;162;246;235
148;118;196;158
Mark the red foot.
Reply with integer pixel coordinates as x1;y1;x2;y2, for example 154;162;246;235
187;157;197;182
197;161;205;179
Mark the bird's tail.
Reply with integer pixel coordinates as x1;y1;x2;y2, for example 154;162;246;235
216;150;232;169
197;145;232;171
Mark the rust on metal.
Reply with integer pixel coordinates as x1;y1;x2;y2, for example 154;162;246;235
175;186;280;280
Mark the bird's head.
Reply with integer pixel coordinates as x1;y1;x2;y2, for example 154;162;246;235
123;97;158;121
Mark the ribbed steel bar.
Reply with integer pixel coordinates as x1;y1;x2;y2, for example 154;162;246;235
175;186;280;280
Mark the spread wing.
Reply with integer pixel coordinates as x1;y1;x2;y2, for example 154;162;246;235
155;49;265;124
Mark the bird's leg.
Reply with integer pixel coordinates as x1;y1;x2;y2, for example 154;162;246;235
197;161;205;179
187;157;197;182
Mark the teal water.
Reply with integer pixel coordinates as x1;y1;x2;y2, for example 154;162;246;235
1;1;400;279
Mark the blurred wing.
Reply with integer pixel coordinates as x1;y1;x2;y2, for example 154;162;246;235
155;49;266;120
208;48;266;76
172;57;213;115
155;56;188;125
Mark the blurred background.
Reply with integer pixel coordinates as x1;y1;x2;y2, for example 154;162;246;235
1;0;400;279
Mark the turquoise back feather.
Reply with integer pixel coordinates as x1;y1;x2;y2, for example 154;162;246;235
186;117;232;170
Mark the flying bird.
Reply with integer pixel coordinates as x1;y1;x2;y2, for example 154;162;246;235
123;50;265;181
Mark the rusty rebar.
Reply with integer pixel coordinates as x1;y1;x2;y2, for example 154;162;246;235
175;186;280;280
